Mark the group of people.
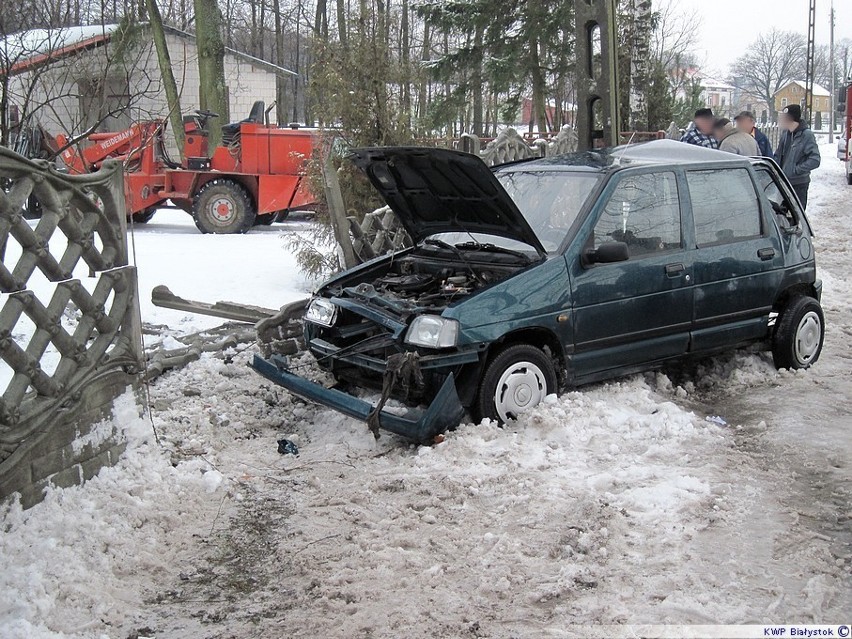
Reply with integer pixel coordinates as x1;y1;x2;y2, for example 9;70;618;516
680;105;821;208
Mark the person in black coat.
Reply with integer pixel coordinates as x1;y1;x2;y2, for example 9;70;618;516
774;105;821;209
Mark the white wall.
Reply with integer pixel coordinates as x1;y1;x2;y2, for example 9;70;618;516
7;32;281;158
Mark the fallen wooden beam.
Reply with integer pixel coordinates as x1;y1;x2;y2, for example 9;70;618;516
151;285;282;324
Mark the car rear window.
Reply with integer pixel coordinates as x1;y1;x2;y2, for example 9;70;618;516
686;169;762;246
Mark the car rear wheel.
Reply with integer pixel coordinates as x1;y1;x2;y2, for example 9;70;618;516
475;344;557;424
192;179;255;234
772;295;824;370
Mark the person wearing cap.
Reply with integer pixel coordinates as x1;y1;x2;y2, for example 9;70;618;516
713;117;760;156
734;111;773;157
774;104;821;209
680;108;718;149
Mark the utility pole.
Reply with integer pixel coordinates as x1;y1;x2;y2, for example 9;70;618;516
829;1;836;143
805;0;816;128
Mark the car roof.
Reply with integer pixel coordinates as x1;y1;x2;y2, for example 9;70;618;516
496;139;754;173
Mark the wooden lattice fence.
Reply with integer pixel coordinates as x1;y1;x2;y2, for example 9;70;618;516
0;147;143;507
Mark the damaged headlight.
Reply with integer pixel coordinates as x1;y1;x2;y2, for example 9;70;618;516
305;297;338;327
405;315;459;348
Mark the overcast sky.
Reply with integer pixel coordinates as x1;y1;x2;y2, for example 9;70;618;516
674;0;852;79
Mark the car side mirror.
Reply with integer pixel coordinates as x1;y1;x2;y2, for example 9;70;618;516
583;241;629;267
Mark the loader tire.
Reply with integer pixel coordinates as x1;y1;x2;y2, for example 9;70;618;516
192;180;255;234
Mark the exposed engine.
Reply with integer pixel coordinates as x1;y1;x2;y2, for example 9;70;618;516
369;254;521;308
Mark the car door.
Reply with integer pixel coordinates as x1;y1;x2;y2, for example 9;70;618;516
568;169;694;380
684;167;785;352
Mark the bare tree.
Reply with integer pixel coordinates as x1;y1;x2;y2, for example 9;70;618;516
145;0;184;156
651;0;700;82
731;29;807;117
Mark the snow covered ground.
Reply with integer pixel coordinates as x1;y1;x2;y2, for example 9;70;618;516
1;148;850;638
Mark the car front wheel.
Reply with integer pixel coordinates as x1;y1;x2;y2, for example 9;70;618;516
772;295;825;370
475;344;557;424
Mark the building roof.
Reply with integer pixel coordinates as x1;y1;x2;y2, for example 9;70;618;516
699;76;736;91
776;80;831;97
1;25;116;75
1;23;297;78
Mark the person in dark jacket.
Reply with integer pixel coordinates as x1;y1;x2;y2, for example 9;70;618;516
774;104;821;209
734;111;773;157
680;108;718;148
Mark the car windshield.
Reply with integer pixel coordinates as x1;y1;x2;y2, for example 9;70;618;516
495;170;601;252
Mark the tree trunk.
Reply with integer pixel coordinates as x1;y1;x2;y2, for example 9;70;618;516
401;0;410;126
272;0;287;124
472;23;483;136
628;0;652;130
293;0;301;123
145;0;185;156
530;39;548;133
336;0;347;47
417;20;430;130
194;0;229;148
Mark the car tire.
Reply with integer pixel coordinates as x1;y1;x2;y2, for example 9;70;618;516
131;207;156;224
474;344;557;424
847;171;852;186
771;295;824;370
192;179;255;234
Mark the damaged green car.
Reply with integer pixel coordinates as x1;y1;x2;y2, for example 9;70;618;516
251;140;824;442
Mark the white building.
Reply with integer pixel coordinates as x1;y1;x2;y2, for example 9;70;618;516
698;76;736;118
1;24;295;147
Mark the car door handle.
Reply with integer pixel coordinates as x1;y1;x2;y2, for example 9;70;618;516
758;248;776;261
665;263;685;276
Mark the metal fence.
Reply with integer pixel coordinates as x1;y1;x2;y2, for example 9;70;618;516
0;147;143;505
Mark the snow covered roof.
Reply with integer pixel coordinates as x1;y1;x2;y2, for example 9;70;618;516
780;80;831;97
0;25;116;74
699;76;736;91
0;23;296;78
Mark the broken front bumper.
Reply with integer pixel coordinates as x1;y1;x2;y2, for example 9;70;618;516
249;354;465;444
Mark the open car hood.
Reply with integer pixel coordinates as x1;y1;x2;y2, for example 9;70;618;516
350;147;547;258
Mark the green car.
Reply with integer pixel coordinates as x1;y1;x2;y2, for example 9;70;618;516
252;140;824;442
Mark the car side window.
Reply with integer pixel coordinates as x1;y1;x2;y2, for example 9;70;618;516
592;171;681;258
754;167;799;229
687;169;763;246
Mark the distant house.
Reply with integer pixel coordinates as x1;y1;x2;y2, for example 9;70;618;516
516;98;576;133
1;23;296;150
732;93;773;125
699;76;736;118
773;80;830;127
673;69;736;118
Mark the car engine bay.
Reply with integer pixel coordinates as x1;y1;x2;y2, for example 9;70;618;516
371;254;521;306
